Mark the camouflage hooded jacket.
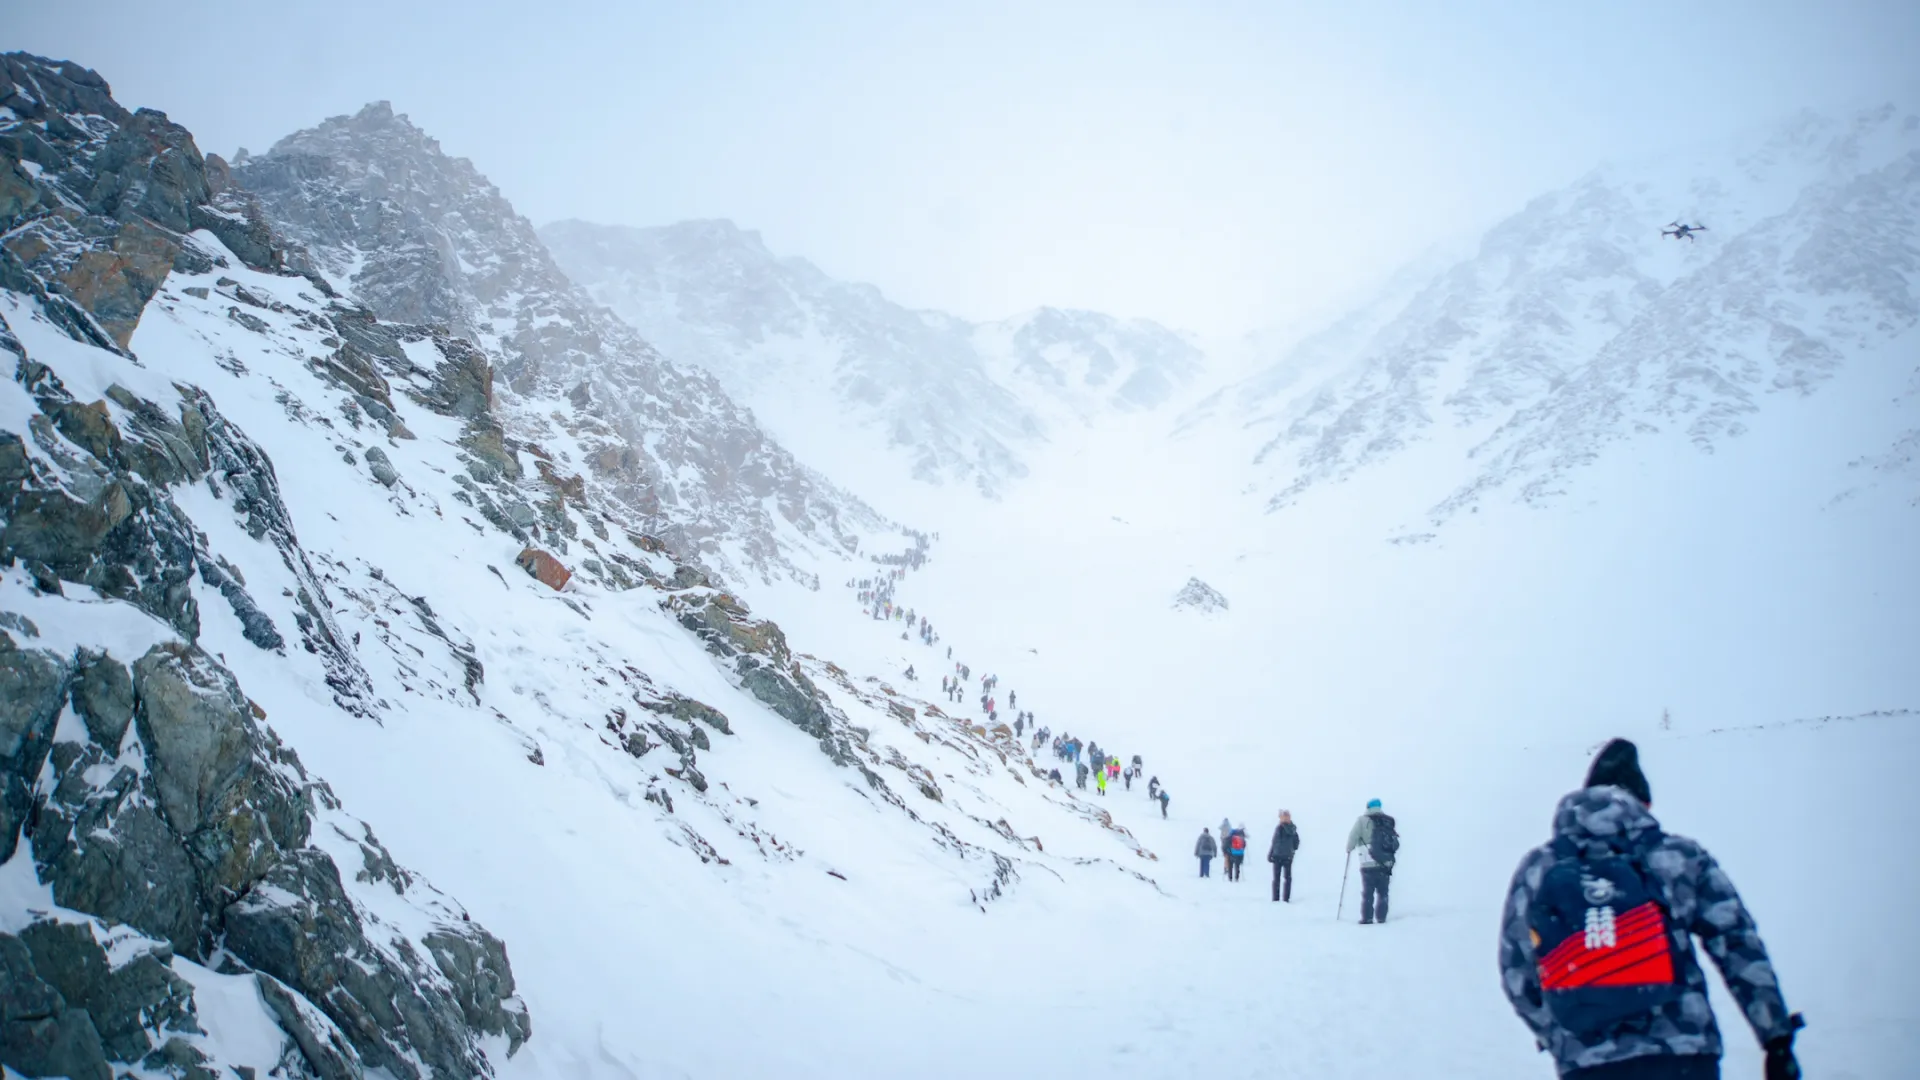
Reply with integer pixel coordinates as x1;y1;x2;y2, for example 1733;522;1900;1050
1498;786;1794;1075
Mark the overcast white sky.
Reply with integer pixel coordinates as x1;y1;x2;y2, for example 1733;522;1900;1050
11;1;1918;335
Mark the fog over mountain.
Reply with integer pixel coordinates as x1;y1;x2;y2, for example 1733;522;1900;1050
542;217;1203;501
1;10;1916;1079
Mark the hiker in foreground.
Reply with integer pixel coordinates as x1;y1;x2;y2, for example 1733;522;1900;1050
1158;789;1170;818
1268;810;1299;902
1499;739;1803;1080
1195;828;1217;878
1345;798;1397;923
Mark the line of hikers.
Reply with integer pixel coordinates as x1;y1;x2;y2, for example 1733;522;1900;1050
1191;808;1318;904
1184;740;1804;1080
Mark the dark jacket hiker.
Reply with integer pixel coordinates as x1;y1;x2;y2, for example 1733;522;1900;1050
1499;740;1803;1079
1268;812;1299;902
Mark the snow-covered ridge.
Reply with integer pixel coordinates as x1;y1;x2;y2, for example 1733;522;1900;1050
1211;103;1920;528
232;103;889;581
539;217;1205;499
1;53;1187;1078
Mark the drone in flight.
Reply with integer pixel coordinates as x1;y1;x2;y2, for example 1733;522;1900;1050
1662;220;1708;242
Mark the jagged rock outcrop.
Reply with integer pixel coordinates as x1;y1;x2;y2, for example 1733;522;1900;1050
0;53;280;351
661;588;878;781
234;103;893;577
10;630;531;1078
2;53;528;1080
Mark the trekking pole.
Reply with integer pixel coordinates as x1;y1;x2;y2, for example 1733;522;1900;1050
1336;851;1352;920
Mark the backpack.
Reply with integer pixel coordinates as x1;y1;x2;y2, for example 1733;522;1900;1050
1525;836;1684;1034
1229;831;1246;854
1368;813;1400;867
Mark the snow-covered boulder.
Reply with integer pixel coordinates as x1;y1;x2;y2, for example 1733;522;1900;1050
1173;577;1229;613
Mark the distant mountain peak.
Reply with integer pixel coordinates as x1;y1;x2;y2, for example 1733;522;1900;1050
541;218;1206;499
237;105;893;577
1212;101;1920;528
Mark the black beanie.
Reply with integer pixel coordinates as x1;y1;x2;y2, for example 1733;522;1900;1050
1586;738;1652;805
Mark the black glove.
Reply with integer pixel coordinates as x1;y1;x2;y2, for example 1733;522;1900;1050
1763;1013;1806;1080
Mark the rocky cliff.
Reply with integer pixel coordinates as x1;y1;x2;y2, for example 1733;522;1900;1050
2;53;1172;1077
1;53;529;1079
232;104;889;578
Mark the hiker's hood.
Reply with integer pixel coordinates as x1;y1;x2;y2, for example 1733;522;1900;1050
1552;786;1662;854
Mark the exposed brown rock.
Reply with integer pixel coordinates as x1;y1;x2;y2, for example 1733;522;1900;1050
515;547;571;591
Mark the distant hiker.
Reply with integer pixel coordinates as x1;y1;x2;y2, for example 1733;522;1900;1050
1015;716;1025;737
1131;753;1142;773
1195;828;1217;878
1123;767;1133;792
1226;825;1248;881
1159;789;1170;818
1147;775;1160;800
1095;768;1108;796
1220;818;1232;853
1076;761;1089;789
904;665;916;681
1269;811;1299;903
1500;738;1803;1080
1048;767;1062;784
1346;799;1398;924
1009;690;1017;709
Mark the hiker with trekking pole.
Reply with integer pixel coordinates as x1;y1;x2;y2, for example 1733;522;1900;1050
1340;798;1399;924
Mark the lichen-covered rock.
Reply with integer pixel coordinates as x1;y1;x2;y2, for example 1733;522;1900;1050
132;643;310;908
134;643;271;835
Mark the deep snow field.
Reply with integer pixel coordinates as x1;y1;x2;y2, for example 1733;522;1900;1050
5;223;1917;1080
737;324;1920;1078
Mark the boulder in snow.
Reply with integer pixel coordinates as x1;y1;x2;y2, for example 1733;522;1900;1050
516;547;572;590
1173;577;1229;613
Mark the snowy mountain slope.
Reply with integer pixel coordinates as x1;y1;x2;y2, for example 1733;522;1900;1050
230;104;887;580
742;387;1920;1077
1215;104;1920;528
1;54;1209;1079
539;218;1203;502
6;47;1915;1080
